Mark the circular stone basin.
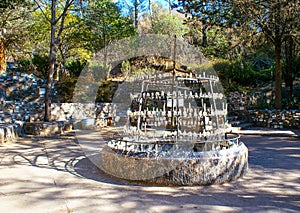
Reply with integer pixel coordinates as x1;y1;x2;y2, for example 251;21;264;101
99;140;248;186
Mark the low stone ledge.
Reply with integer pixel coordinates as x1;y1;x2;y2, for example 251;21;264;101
23;121;66;136
0;124;19;144
230;109;300;130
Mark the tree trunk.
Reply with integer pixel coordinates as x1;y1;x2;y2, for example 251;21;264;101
0;37;6;71
134;0;138;28
149;0;153;27
202;19;207;47
274;42;282;109
284;37;294;96
44;0;57;122
273;0;284;109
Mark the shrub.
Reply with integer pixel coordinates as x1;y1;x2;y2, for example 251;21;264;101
66;59;87;78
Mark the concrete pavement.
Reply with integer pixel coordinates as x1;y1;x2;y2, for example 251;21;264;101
0;129;299;212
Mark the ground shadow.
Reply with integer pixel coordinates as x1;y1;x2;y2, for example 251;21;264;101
1;132;300;212
72;156;140;186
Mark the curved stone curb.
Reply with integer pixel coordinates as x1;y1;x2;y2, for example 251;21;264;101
99;142;248;186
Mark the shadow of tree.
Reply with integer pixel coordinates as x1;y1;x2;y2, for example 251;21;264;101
0;132;299;212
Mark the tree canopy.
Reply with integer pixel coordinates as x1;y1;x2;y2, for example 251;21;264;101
0;0;32;70
0;0;298;110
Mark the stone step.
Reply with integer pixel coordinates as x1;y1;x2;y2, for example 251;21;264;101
227;115;239;122
230;122;253;132
229;120;245;126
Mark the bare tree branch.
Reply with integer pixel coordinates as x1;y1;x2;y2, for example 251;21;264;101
33;0;51;23
55;0;75;24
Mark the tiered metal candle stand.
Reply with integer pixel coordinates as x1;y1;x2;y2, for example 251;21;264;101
99;71;248;186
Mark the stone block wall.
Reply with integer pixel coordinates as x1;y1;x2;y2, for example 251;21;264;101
227;91;300;130
1;70;46;102
23;121;64;136
248;110;300;129
0;102;117;135
227;91;266;112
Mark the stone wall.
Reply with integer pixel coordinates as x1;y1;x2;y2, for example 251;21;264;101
0;102;117;136
247;110;300;129
227;91;300;130
0;102;115;122
227;91;268;112
23;121;65;136
1;70;47;102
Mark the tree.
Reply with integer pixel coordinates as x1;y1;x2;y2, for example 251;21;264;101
232;0;300;108
151;12;188;37
83;0;136;53
34;0;80;121
283;4;300;96
29;7;91;77
0;0;32;71
0;29;5;71
176;0;234;47
284;35;297;96
118;0;149;29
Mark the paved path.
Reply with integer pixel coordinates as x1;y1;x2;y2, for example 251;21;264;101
0;129;299;213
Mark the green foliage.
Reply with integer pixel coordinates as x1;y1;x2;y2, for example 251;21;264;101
2;0;297;108
231;0;300;108
151;13;189;37
29;6;92;62
31;54;49;79
56;78;77;103
28;9;50;54
96;80;118;102
131;68;156;78
121;60;131;77
294;56;300;78
0;0;26;9
87;61;112;81
66;59;87;78
56;59;87;102
17;58;87;103
83;0;136;52
0;0;32;57
282;96;300;110
202;27;230;58
200;58;274;94
177;0;235;27
177;0;238;49
18;54;49;79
